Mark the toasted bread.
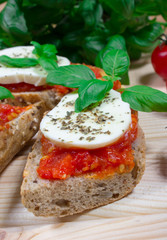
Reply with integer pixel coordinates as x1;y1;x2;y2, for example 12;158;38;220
0;90;63;110
0;101;45;173
21;127;145;217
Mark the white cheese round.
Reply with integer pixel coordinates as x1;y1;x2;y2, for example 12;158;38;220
0;46;70;86
40;89;132;149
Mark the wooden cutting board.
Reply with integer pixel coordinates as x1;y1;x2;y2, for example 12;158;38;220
0;58;167;239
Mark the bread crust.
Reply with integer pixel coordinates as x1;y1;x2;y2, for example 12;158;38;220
21;126;146;217
0;90;63;110
0;101;45;173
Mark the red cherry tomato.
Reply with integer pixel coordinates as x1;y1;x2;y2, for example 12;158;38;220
151;43;167;80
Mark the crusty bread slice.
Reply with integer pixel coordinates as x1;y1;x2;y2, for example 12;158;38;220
21;126;145;217
0;101;45;173
0;90;63;110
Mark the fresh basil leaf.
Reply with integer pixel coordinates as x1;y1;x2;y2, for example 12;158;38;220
99;0;134;19
126;23;163;52
101;49;130;77
0;86;14;100
95;35;126;68
0;0;31;41
127;13;148;32
0;55;38;67
38;57;58;71
106;35;126;51
105;11;128;34
79;0;103;29
94;3;103;27
121;85;167;112
81;35;106;64
31;41;43;56
46;65;96;87
79;0;96;28
31;41;57;60
41;44;57;60
135;0;160;15
75;79;113;112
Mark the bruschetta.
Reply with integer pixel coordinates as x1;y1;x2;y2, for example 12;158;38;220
21;89;145;217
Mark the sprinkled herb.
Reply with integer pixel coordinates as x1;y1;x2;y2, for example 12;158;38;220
86;136;95;142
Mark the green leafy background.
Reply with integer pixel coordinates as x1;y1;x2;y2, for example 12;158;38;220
0;0;166;64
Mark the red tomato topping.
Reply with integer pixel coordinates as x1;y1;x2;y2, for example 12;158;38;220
113;80;121;90
0;82;72;95
37;113;138;180
51;85;71;94
0;104;31;130
85;64;106;78
0;82;71;95
0;83;50;92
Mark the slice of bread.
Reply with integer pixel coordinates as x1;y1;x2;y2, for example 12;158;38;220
0;90;63;110
0;101;45;173
21;126;145;217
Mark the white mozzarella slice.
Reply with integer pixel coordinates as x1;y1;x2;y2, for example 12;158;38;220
0;46;70;86
40;89;132;149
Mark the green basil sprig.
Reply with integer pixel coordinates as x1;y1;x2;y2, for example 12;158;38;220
38;57;58;71
0;86;14;100
95;35;130;85
120;85;167;112
46;38;167;113
0;41;58;70
31;41;57;60
46;64;114;112
31;41;58;70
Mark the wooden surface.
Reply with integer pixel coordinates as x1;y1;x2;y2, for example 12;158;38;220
0;59;167;239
